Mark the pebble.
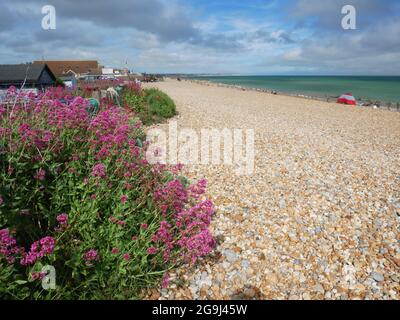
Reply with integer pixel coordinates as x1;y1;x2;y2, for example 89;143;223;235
371;272;385;283
224;249;238;263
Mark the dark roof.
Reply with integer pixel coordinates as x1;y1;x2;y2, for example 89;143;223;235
0;64;56;82
34;60;99;77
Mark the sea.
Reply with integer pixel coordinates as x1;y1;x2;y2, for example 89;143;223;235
188;76;400;104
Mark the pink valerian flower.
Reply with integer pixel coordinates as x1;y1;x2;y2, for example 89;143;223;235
34;168;46;181
122;253;131;261
130;145;141;158
147;247;157;255
178;229;216;264
188;179;208;199
124;183;133;190
152;221;172;242
31;271;46;281
117;220;126;227
17;123;54;151
47;97;89;130
171;163;184;175
0;229;21;264
152;221;174;262
96;147;110;160
111;248;120;254
154;179;188;215
83;249;99;263
140;223;148;230
176;200;215;229
55;213;69;232
161;273;170;289
91;163;107;178
131;236;138;241
20;236;56;266
18;123;32;139
120;195;128;204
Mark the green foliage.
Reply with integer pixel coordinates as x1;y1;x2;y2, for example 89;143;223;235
124;87;177;125
144;88;176;119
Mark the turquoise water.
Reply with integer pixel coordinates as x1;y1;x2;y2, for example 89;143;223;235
189;76;400;103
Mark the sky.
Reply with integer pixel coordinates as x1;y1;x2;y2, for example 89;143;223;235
1;0;399;75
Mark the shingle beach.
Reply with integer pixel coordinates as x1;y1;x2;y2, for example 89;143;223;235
144;79;400;300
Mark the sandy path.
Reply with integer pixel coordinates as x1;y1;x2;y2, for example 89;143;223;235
144;79;400;300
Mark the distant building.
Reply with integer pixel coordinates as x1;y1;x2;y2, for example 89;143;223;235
102;68;114;75
34;60;100;78
0;63;56;90
102;67;130;78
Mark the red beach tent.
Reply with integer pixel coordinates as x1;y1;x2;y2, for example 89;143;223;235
337;93;357;105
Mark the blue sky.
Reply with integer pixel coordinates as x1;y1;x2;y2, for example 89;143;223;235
1;0;399;75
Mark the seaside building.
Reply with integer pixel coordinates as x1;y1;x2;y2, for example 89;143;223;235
101;67;130;79
34;60;101;79
0;63;56;90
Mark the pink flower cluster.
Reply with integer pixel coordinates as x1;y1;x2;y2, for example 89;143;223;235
178;229;215;263
89;107;130;152
18;123;54;151
188;179;208;199
91;163;107;178
120;195;128;204
47;96;90;130
34;168;46;181
147;247;158;255
151;182;216;264
154;179;188;215
31;271;46;281
125;82;142;95
0;229;20;264
55;213;69;232
176;200;215;263
83;249;99;263
152;221;173;262
20;236;56;266
123;253;131;261
109;216;126;226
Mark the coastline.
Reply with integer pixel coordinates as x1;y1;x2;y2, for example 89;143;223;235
181;78;400;112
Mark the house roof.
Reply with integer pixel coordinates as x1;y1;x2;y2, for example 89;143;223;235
34;60;99;77
0;64;56;83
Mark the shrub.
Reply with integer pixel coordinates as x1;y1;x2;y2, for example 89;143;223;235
0;87;215;299
124;86;177;125
144;88;176;119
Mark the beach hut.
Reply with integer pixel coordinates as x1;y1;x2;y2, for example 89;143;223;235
337;93;357;105
0;63;56;90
